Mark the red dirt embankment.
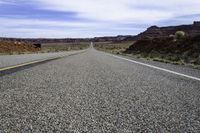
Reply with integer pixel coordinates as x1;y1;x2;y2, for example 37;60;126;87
0;40;40;54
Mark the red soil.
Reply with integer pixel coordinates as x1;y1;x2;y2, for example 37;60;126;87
0;40;40;54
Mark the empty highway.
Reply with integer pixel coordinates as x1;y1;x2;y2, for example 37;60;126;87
0;48;200;132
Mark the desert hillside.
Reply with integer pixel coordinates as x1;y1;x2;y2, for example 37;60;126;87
137;21;200;39
125;35;200;67
0;40;40;54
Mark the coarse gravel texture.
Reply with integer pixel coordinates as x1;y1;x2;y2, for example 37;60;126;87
0;48;200;132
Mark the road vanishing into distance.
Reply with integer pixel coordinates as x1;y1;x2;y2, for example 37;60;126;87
0;47;200;132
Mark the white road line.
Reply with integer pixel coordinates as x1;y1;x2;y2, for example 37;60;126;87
0;50;87;72
109;54;200;82
0;56;61;72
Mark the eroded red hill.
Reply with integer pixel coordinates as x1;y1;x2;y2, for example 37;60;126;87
0;40;40;54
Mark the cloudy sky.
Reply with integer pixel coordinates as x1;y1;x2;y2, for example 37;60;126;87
0;0;200;38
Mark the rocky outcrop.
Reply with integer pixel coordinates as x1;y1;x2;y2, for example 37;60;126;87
137;21;200;39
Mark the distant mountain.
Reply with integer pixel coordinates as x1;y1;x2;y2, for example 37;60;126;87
137;21;200;39
93;35;136;42
1;21;200;44
0;37;91;44
0;35;136;44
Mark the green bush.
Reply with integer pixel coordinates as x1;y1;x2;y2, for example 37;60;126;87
175;31;185;39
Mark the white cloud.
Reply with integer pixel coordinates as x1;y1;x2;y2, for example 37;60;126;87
35;0;200;23
0;0;21;4
1;26;142;38
0;17;143;38
0;0;11;4
1;0;200;37
0;18;95;28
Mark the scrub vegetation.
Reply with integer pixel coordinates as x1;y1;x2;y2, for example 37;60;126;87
124;35;200;69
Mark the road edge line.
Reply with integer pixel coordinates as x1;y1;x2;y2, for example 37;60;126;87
0;50;87;72
108;53;200;81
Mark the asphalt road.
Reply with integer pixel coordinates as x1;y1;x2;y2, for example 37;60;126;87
0;50;85;68
0;48;200;132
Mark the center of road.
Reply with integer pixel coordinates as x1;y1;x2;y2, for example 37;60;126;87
1;48;200;82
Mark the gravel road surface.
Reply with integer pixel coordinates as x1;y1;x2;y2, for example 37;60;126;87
0;48;200;132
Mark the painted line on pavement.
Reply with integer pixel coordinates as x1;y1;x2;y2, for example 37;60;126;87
0;50;87;72
0;56;61;72
109;54;200;81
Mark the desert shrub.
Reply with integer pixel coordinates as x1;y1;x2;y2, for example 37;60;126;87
165;54;180;61
169;34;175;39
175;31;185;40
196;56;200;64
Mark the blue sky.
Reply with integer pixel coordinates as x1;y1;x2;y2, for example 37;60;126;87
0;0;200;38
